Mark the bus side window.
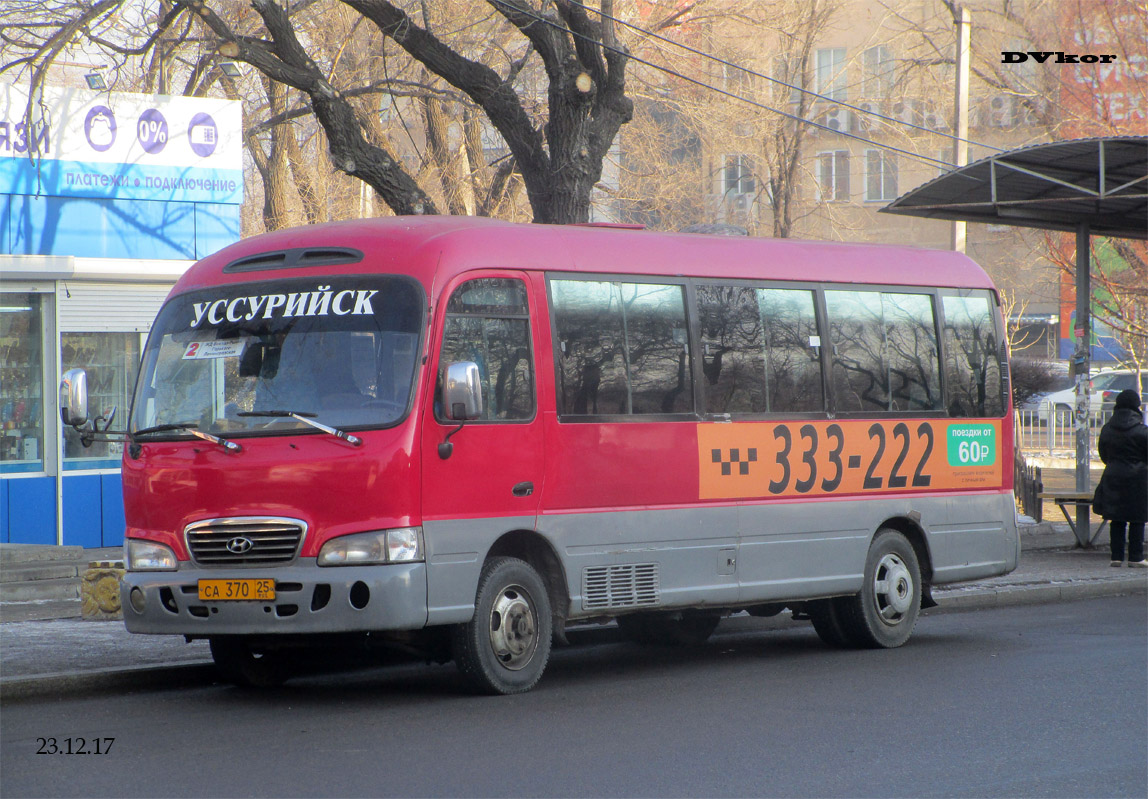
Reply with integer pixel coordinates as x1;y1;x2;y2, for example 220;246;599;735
883;293;941;412
551;279;693;416
942;293;1003;417
826;290;941;413
697;285;824;415
439;278;534;421
618;282;693;415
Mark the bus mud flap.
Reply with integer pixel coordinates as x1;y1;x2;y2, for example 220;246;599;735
921;584;938;609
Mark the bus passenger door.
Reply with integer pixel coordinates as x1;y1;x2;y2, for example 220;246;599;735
420;273;544;624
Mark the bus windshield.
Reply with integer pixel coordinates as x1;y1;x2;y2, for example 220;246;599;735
130;276;423;439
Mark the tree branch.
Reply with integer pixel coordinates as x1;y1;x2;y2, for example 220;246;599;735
183;0;437;215
341;0;551;206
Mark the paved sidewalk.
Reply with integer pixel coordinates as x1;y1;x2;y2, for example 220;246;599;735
1;522;1144;699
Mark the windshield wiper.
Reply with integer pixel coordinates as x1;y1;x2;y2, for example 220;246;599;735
132;423;194;437
132;422;242;452
237;410;362;447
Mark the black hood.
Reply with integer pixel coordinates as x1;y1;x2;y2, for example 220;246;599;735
1108;407;1146;431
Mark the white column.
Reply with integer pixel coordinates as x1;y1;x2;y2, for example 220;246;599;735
951;7;971;253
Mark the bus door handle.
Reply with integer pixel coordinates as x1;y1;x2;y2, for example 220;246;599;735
512;481;534;497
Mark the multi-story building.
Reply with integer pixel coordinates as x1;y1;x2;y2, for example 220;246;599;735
617;0;1144;361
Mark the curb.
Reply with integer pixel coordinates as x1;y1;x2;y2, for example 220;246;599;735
3;578;1144;700
932;575;1147;609
0;662;216;702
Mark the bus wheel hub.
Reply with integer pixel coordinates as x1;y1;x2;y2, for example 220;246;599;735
490;587;537;670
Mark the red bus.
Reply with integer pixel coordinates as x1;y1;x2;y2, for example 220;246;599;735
61;217;1019;694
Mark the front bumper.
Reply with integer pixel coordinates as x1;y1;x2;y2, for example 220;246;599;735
121;560;428;635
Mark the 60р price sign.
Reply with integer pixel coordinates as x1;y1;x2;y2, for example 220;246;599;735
698;420;1002;500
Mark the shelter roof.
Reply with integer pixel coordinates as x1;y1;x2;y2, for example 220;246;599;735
881;137;1148;240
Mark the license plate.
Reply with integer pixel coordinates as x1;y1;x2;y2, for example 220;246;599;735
198;579;276;601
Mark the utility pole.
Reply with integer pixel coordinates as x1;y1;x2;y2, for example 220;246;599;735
951;6;971;253
1073;223;1093;545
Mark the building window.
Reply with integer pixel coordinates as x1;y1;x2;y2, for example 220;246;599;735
0;293;45;472
722;60;754;96
723;154;755;196
62;333;142;466
816;48;847;102
862;46;895;98
935;150;952;178
865;149;898;201
816;151;850;201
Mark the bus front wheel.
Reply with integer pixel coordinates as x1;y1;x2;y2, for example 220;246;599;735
842;529;922;648
453;556;553;695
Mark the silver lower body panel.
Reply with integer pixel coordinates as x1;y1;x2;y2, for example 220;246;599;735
120;560;428;636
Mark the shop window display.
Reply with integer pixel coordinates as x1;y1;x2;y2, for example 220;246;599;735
0;294;45;472
62;332;141;466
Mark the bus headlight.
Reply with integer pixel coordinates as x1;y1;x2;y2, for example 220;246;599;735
385;527;423;562
125;540;178;571
317;527;424;566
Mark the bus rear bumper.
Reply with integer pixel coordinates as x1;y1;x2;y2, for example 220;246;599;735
929;492;1021;584
121;561;428;636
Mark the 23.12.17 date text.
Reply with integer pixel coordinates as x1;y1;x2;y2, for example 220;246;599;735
36;737;115;755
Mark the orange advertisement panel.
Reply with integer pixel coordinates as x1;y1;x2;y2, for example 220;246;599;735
698;420;1002;501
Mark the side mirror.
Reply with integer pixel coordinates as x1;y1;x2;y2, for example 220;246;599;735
60;368;89;427
443;361;483;421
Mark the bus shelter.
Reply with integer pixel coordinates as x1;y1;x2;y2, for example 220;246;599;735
881;136;1148;546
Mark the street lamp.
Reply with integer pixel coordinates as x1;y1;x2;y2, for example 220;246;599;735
218;61;242;78
84;71;108;91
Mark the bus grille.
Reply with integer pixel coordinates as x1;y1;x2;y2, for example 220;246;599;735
185;517;306;567
582;563;659;610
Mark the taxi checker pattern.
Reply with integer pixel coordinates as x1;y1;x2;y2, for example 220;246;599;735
712;447;757;476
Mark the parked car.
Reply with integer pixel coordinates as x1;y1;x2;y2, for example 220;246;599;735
1095;369;1147;410
1036;369;1147;417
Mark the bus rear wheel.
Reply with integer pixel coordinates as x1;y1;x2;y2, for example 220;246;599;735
453;557;552;695
808;598;859;648
209;637;290;688
840;529;922;648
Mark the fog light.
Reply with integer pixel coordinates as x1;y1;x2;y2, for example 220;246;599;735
349;581;370;609
129;587;146;613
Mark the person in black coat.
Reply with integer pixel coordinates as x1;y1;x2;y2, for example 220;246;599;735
1094;389;1148;567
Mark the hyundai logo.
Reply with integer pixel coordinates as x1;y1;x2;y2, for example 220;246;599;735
225;536;254;555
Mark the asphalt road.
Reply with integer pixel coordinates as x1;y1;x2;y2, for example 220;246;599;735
2;596;1145;799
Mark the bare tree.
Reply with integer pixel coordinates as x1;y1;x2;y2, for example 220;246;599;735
1094;241;1148;374
2;0;634;225
1047;235;1148;374
608;0;837;236
195;0;634;222
761;0;836;238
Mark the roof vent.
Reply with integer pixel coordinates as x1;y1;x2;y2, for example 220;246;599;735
223;247;364;273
